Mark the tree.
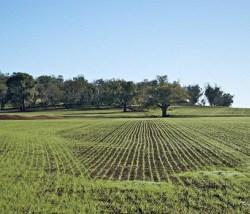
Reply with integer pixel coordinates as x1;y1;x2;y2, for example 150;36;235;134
214;93;234;106
185;84;203;105
135;79;151;108
119;80;136;112
36;75;63;106
1;71;235;111
63;76;88;105
145;76;188;117
101;79;121;106
92;79;105;107
0;72;8;110
205;84;222;106
90;79;136;110
205;84;234;107
6;72;35;111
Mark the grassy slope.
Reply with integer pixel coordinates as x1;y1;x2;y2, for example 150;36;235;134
1;106;250;118
0;107;250;213
169;106;250;117
65;105;250;117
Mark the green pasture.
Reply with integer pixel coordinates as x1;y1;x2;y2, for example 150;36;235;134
0;107;250;213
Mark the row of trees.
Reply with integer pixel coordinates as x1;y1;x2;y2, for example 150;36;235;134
0;72;234;116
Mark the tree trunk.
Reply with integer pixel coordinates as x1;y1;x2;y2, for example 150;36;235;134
161;104;169;117
123;102;127;112
21;98;26;112
0;100;4;111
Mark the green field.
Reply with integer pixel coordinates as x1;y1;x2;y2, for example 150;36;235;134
0;107;250;213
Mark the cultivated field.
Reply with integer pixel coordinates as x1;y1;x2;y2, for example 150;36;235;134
0;107;250;213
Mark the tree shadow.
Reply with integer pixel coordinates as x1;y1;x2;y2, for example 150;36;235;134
63;114;158;119
63;111;123;116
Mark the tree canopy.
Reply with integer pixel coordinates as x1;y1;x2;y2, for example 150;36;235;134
144;76;189;117
205;84;234;107
0;72;8;110
185;84;203;105
0;72;235;116
6;73;35;111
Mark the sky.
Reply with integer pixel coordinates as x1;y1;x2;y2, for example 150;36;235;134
0;0;250;107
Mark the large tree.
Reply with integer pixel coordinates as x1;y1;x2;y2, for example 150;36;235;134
185;84;203;105
92;79;105;106
91;79;136;110
6;72;35;111
214;93;234;106
63;76;89;105
36;75;64;106
145;76;188;117
101;79;121;106
205;84;222;106
119;80;136;112
205;84;234;106
0;73;8;110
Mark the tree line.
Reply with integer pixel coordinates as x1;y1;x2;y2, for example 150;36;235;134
0;72;234;117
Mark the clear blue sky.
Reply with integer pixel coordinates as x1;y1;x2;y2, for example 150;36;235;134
1;0;249;107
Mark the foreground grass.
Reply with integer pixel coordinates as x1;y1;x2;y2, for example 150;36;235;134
0;109;250;213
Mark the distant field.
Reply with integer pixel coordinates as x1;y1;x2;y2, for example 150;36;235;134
0;107;250;213
1;106;250;119
170;106;250;117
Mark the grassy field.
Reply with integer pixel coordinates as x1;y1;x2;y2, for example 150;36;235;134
0;107;250;213
1;105;250;118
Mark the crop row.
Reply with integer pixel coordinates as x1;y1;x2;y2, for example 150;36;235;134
1;119;246;184
73;119;242;182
